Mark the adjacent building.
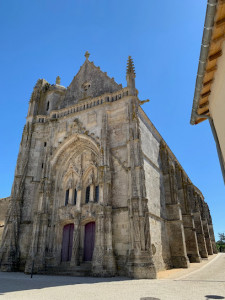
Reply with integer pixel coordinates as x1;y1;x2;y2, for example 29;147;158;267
190;0;225;183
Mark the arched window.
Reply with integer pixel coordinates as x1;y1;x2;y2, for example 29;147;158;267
85;186;90;204
74;189;77;205
65;189;69;206
95;185;99;202
47;101;49;111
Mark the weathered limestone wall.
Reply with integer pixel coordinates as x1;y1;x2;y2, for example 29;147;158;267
159;141;190;268
138;113;172;271
175;168;201;263
65;59;122;107
0;198;10;244
108;100;130;274
112;209;130;275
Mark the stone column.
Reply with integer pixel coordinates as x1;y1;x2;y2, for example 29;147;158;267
76;187;82;211
199;200;214;255
69;188;73;204
0;123;34;271
202;220;213;255
104;206;116;276
125;100;156;279
160;144;189;268
176;167;201;263
204;203;217;254
92;206;105;276
166;203;189;268
25;211;49;273
70;212;81;267
193;211;208;258
127;197;156;279
89;184;94;202
208;224;217;254
99;183;104;204
182;213;201;263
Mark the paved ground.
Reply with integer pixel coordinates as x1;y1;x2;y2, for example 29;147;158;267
0;253;225;300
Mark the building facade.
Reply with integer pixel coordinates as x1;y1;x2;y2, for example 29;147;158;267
190;0;225;184
0;53;217;278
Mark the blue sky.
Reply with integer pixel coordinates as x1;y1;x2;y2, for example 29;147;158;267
0;0;224;239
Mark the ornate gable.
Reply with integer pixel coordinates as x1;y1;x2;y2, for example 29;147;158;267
63;52;122;107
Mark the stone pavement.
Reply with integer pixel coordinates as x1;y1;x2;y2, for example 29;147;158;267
0;254;225;300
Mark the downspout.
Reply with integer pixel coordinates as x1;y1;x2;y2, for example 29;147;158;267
194;112;225;184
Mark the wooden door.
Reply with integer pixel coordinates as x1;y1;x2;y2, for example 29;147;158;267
83;222;95;261
61;223;74;262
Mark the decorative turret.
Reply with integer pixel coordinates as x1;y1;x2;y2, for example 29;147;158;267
126;56;136;95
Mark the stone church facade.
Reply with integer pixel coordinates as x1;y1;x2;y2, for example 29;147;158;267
0;52;217;279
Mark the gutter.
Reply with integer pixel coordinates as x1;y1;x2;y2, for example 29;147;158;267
190;0;218;125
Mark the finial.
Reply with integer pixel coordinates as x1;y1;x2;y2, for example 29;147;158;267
126;56;136;77
56;76;61;85
85;51;90;60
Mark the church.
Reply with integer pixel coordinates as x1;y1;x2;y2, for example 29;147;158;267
0;52;217;278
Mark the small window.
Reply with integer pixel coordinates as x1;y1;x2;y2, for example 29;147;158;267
74;189;77;205
85;186;90;204
47;101;49;111
95;185;99;202
44;142;47;147
65;189;69;206
41;163;44;169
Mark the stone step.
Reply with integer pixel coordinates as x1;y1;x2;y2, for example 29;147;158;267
43;270;90;277
39;262;92;277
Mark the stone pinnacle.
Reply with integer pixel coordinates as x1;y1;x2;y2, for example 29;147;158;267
126;56;136;77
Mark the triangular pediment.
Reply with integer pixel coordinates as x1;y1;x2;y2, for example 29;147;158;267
64;58;122;106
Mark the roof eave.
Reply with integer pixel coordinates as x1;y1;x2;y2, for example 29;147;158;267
190;0;218;125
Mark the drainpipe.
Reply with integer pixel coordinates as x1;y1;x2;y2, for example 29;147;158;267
194;112;225;184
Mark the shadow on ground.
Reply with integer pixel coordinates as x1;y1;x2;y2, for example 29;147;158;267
140;298;160;300
0;271;132;295
205;296;225;299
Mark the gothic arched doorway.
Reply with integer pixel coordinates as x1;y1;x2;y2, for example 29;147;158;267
83;222;95;261
61;223;74;262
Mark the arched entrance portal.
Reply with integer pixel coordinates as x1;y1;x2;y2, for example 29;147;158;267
84;222;95;261
61;223;74;262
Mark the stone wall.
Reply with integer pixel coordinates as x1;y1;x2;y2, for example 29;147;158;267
0;197;10;244
138;112;172;271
